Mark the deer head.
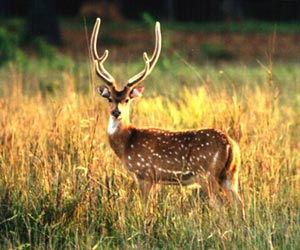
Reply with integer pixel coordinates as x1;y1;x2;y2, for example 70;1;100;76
90;18;161;124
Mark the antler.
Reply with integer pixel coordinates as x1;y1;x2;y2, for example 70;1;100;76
90;18;116;87
127;22;162;89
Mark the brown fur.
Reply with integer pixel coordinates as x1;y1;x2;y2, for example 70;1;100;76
91;18;245;220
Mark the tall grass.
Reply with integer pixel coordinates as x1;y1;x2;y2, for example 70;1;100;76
0;55;299;249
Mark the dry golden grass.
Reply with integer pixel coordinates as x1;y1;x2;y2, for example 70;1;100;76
0;57;299;249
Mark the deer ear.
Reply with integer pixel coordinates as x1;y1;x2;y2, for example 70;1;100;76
130;86;144;99
97;86;110;98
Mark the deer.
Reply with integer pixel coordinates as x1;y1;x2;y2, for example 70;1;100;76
90;18;245;219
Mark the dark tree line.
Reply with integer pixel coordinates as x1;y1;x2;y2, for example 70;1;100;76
1;0;300;21
0;0;299;46
26;0;62;45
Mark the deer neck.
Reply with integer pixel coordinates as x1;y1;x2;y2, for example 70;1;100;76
107;115;133;159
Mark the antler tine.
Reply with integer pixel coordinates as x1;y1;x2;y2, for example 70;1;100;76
127;21;162;88
90;18;116;87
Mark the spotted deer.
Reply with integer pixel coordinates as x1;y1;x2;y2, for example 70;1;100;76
91;18;244;218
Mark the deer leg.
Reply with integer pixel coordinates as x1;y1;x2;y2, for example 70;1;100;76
137;180;160;214
196;174;223;207
220;176;245;220
207;175;226;207
137;179;152;204
137;179;159;232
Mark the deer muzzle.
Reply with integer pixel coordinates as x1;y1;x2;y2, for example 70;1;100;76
112;109;121;118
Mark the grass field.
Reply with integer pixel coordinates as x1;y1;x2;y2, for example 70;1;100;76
1;20;300;249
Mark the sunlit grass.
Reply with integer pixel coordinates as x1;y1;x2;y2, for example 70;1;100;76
0;57;300;249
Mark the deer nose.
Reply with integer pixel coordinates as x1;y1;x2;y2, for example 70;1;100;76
112;109;121;118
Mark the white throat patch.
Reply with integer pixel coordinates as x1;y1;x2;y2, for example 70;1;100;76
108;116;120;135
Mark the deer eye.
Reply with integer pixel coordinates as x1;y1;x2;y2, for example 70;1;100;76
108;98;113;103
125;98;130;103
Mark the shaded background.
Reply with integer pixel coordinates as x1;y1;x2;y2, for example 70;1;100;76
1;0;300;21
0;0;300;62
